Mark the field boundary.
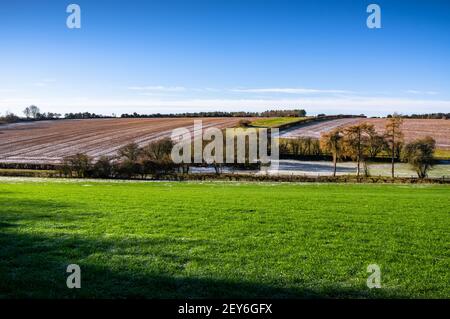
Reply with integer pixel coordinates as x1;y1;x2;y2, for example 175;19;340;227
1;169;449;184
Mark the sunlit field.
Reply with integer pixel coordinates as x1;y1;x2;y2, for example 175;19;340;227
250;117;307;128
0;179;448;298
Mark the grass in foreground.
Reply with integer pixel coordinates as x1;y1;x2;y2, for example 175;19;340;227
250;117;307;128
0;179;449;298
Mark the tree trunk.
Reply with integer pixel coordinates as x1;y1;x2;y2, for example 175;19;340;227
391;133;395;178
391;149;395;178
357;131;361;178
356;156;360;177
333;153;337;177
357;161;360;177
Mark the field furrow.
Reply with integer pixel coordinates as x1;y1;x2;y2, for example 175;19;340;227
0;118;248;163
280;118;450;149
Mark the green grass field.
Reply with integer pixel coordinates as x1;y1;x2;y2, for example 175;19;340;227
250;117;307;128
0;178;449;298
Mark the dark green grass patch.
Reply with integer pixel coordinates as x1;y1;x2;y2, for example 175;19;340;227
0;180;448;298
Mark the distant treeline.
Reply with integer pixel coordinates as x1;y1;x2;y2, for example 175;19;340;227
121;109;307;118
1;109;307;124
0;109;115;124
388;113;450;119
64;112;115;119
2;106;449;125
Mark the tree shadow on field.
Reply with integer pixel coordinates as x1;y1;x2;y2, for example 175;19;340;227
0;197;393;299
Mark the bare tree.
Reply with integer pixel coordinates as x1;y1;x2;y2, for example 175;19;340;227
118;142;141;161
23;107;31;118
28;105;40;119
141;138;174;161
61;153;92;178
384;114;404;178
320;129;343;176
367;130;388;158
342;123;374;177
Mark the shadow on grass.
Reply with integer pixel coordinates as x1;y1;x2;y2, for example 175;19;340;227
0;197;391;299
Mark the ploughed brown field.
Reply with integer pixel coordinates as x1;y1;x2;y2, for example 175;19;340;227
0;118;250;164
360;118;450;150
281;118;450;150
280;118;363;139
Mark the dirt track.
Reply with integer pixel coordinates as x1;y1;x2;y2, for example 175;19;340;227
0;118;248;164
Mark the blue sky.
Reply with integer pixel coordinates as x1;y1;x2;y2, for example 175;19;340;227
1;0;449;116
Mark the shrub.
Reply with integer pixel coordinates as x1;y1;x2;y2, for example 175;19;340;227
140;138;177;177
92;156;114;178
401;137;436;178
238;119;252;127
118;143;141;161
141;138;174;161
115;159;142;178
61;153;92;178
1;112;20;123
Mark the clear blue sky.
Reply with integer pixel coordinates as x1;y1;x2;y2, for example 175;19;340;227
1;0;449;116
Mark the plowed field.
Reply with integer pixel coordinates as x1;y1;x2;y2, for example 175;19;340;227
280;118;450;149
0;118;248;164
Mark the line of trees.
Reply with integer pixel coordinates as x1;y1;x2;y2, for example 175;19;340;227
121;109;307;118
60;125;274;179
0;112;20;123
23;105;62;120
60;138;177;179
389;113;449;119
59;134;262;179
280;138;322;157
64;112;115;119
2;107;307;124
0;107;115;124
318;115;436;178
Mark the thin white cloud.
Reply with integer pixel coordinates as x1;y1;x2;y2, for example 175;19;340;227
31;78;56;87
0;89;16;93
232;88;354;94
127;86;187;92
126;86;440;97
129;86;351;94
127;86;220;93
405;90;438;95
32;82;47;87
